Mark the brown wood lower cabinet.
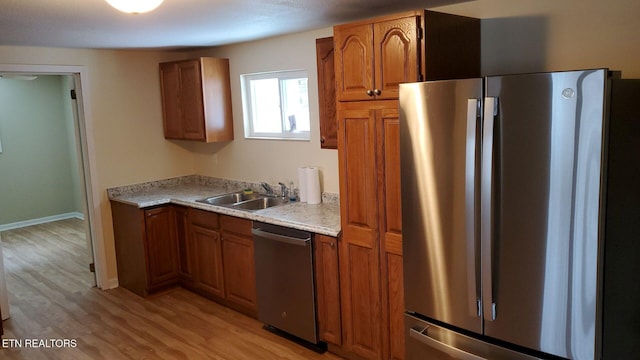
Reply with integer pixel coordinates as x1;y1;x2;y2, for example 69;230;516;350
192;224;225;298
112;203;257;317
378;107;405;360
385;252;404;360
175;206;193;284
183;208;225;299
144;207;180;289
220;215;257;315
111;202;179;297
336;100;406;360
182;210;256;316
314;234;342;346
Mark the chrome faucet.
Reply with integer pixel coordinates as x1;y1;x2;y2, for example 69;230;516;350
261;182;274;195
278;182;289;199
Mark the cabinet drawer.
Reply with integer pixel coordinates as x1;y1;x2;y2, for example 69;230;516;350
189;208;219;229
220;215;252;237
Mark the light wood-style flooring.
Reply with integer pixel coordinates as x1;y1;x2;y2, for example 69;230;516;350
0;219;343;359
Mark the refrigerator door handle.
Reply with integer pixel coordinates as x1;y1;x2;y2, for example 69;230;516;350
466;99;481;318
410;326;488;360
481;96;498;322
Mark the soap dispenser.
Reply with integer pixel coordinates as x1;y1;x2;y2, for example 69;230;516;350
289;181;296;201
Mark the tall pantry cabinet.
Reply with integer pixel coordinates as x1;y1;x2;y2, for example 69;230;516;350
334;10;480;360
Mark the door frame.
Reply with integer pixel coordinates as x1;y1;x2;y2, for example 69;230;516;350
0;63;108;289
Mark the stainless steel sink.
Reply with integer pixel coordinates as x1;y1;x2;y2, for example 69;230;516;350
197;192;262;206
196;191;289;211
232;197;289;211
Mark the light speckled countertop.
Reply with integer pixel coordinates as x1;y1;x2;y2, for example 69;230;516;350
107;175;341;237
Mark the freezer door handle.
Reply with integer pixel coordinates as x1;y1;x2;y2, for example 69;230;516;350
481;96;498;321
409;326;488;360
466;99;481;318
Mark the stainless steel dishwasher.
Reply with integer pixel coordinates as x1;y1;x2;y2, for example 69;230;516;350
252;221;324;350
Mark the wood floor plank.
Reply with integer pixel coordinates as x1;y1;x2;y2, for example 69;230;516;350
0;220;343;359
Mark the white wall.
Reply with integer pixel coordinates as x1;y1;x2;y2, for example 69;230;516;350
0;76;79;225
433;0;640;77
185;0;640;195
0;46;193;285
186;27;339;194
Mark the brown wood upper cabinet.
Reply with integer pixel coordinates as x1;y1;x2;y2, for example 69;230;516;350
334;10;481;103
316;37;338;149
334;12;419;101
159;57;234;142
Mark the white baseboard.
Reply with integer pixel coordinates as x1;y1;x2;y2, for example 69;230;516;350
0;212;85;232
102;278;119;290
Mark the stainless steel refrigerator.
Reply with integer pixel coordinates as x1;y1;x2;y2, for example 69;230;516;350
400;69;640;359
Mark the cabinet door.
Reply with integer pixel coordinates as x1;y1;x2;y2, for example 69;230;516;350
378;109;402;253
338;104;379;248
178;59;206;140
316;37;338;149
337;102;382;359
423;10;481;80
111;201;148;296
144;207;179;289
377;108;405;360
222;232;257;312
373;16;419;100
334;23;374;102
175;206;194;285
314;234;342;345
160;58;233;142
385;253;405;359
159;62;183;138
192;224;225;298
200;57;234;142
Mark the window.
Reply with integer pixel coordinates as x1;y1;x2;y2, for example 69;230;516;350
241;70;310;140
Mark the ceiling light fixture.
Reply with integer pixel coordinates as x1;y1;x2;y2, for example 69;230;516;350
105;0;164;14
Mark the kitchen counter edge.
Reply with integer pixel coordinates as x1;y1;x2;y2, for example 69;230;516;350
107;176;341;238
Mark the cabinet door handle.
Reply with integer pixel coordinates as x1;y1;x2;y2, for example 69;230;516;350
320;136;326;143
366;89;374;96
330;241;335;248
373;89;381;96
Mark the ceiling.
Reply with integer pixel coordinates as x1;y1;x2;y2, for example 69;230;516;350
0;0;471;50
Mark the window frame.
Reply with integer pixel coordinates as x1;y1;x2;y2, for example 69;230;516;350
240;69;311;141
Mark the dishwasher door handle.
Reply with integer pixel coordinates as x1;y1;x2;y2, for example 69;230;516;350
252;228;311;246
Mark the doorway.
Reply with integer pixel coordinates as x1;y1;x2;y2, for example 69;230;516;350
0;64;106;320
0;73;95;276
